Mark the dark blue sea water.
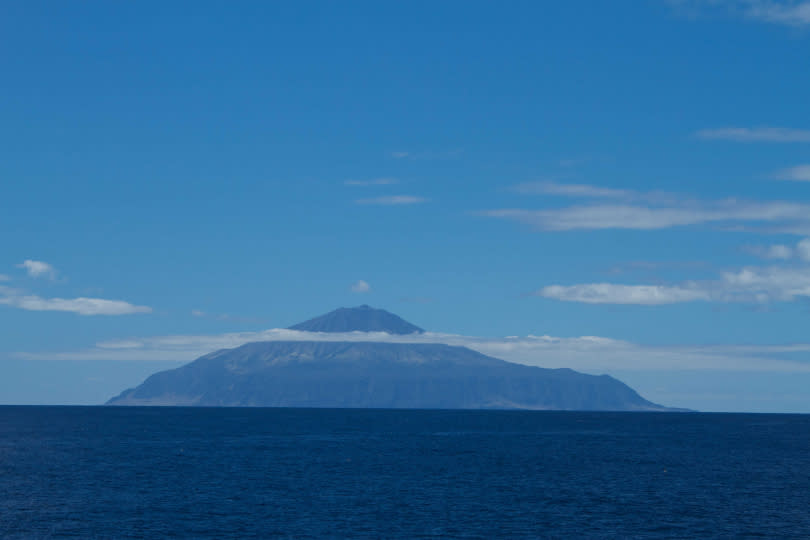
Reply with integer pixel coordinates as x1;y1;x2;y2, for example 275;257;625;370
1;407;809;539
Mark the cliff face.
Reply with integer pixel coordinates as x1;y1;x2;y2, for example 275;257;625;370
107;340;671;411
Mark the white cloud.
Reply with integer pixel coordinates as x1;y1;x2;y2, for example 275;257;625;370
344;178;399;186
0;274;10;282
481;194;810;232
774;164;810;181
758;244;794;259
539;263;810;306
539;283;710;305
672;1;810;27
17;260;57;280
511;181;633;198
744;0;810;26
96;340;144;349
797;239;810;261
719;265;810;301
2;266;152;316
16;327;810;373
191;310;206;317
355;195;429;205
510;181;681;206
537;235;810;306
481;206;691;230
748;238;810;260
388;149;463;160
0;292;152;316
696;127;810;143
351;280;371;293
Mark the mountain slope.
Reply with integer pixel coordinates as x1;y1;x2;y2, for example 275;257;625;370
107;341;671;410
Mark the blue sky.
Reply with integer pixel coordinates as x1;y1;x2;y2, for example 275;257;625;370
2;0;810;411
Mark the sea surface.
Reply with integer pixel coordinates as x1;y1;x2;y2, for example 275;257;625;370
1;407;809;539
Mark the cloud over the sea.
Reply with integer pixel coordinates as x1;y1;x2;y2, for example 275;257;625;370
15;327;810;373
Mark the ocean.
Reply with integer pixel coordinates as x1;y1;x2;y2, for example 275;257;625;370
1;407;808;538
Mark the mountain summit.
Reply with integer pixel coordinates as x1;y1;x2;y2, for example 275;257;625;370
288;305;424;335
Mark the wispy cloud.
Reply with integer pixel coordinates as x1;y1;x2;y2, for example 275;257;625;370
606;260;711;276
799;239;810;260
744;0;810;26
17;260;58;280
356;195;429;205
0;291;152;316
671;1;810;27
696;127;810;143
388;149;463;160
720;265;810;301
481;200;810;232
539;261;810;305
483;182;810;233
747;238;810;260
0;274;10;282
17;327;810;373
511;181;633;199
747;243;795;260
774;164;810;181
1;262;151;315
351;280;371;293
344;178;399;186
97;340;144;350
539;283;710;305
510;181;679;204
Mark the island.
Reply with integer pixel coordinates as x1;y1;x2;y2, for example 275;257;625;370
108;306;677;411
